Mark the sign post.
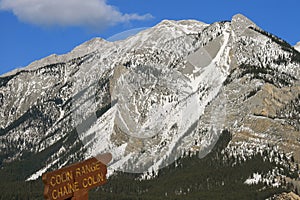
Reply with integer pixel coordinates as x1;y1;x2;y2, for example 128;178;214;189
42;153;112;200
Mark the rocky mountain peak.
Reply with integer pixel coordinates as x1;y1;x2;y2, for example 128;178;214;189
231;14;258;36
0;15;299;192
295;42;300;52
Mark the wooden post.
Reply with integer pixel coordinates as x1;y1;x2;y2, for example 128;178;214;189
72;189;88;200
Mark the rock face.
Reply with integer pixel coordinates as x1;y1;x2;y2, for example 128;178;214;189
0;14;299;181
295;42;300;52
272;192;300;200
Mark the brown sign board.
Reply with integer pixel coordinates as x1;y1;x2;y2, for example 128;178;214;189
42;153;111;200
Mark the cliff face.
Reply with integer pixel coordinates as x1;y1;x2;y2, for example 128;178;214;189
0;14;299;185
295;42;300;52
272;192;300;200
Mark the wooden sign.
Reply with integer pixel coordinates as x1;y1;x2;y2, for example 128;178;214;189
42;153;112;200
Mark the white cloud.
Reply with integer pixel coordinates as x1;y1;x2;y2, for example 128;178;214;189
0;0;153;29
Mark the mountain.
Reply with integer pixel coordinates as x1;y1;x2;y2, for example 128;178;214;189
272;192;300;200
0;14;300;199
295;42;300;52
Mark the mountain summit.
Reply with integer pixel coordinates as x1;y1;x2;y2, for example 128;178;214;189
0;14;299;198
295;42;300;52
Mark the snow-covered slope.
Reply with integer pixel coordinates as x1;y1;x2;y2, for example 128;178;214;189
295;42;300;52
0;14;299;182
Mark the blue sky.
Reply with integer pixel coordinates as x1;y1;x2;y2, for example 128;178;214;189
0;0;299;75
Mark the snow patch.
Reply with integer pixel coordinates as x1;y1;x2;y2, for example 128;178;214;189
294;42;300;52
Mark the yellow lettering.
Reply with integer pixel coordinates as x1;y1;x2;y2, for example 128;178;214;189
94;163;101;171
50;176;56;187
57;187;63;198
81;166;86;175
56;175;61;185
88;176;93;185
82;178;88;188
89;162;101;171
60;171;73;183
52;189;58;200
61;172;67;183
97;172;104;182
66;171;73;181
85;164;92;173
74;181;79;192
76;168;81;177
63;185;69;196
64;181;80;193
81;173;106;189
67;182;74;193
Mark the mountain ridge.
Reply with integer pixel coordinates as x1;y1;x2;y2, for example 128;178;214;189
295;42;300;52
0;19;207;78
0;14;299;198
